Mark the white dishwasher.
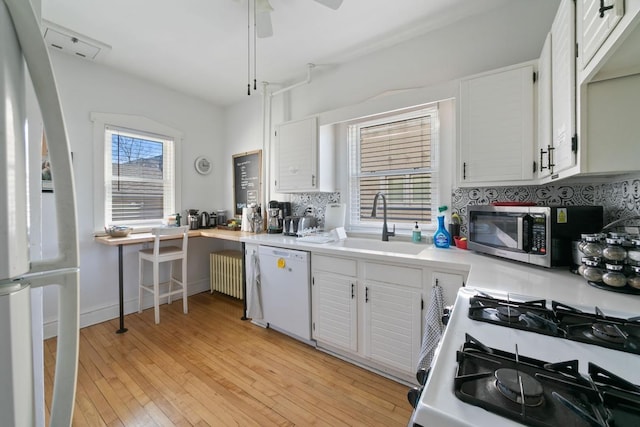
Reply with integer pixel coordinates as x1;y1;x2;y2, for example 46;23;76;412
258;246;312;342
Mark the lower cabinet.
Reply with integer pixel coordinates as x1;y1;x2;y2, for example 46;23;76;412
312;253;426;380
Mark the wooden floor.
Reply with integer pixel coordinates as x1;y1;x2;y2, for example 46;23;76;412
44;292;412;426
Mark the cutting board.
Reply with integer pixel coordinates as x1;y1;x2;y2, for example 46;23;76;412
324;203;346;231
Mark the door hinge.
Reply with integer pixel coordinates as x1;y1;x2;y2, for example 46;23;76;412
312;277;314;285
571;134;578;153
274;130;277;137
533;161;537;173
421;299;424;310
576;42;579;58
312;322;315;331
533;71;537;83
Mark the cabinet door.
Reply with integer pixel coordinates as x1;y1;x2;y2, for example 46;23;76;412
551;0;577;175
312;272;358;352
459;64;535;184
274;116;318;192
537;33;553;179
579;0;624;69
363;281;422;375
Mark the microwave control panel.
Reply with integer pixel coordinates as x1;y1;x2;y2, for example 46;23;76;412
530;214;547;254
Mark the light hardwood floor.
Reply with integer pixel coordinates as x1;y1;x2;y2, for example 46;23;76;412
44;292;412;426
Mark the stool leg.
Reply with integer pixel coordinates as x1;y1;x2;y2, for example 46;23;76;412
153;260;160;324
182;256;188;314
168;260;174;305
138;256;143;314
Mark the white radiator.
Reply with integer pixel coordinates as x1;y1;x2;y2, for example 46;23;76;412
210;250;243;299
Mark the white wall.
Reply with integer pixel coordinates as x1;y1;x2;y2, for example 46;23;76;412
223;1;560;215
43;52;232;336
43;0;560;333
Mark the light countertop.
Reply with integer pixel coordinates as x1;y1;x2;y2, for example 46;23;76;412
241;233;640;316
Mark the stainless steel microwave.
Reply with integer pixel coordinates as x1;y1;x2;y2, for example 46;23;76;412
467;205;603;267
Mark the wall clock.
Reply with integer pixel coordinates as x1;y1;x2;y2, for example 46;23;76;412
194;156;212;175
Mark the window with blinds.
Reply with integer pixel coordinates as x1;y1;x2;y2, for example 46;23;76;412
104;126;176;225
349;106;438;229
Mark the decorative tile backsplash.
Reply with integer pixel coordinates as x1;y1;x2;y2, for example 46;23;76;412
452;174;640;235
289;174;640;235
289;192;341;227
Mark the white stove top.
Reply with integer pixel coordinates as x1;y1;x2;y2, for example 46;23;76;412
410;287;640;427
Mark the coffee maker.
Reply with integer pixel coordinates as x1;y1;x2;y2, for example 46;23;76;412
267;200;283;234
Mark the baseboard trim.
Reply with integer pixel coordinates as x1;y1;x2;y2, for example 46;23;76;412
43;278;210;339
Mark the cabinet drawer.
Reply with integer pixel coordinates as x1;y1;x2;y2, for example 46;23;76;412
313;254;357;277
364;262;422;288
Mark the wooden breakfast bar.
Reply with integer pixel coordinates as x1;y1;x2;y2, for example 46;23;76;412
95;228;254;333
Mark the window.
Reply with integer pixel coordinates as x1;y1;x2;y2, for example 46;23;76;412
348;105;438;231
92;113;182;231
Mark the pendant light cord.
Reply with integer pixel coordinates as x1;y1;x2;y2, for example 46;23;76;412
247;0;251;95
253;0;257;91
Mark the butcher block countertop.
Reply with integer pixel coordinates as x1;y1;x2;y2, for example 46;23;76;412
95;228;254;246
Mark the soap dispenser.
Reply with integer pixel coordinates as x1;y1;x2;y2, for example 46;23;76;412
412;221;422;243
433;206;451;248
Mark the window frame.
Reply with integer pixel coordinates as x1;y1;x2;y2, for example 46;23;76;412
347;104;440;234
92;113;182;233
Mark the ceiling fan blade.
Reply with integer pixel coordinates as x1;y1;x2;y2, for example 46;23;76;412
255;10;273;38
313;0;343;10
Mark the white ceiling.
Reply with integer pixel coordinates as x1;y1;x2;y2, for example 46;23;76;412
42;0;529;107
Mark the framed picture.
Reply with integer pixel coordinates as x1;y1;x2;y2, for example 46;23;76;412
41;134;53;192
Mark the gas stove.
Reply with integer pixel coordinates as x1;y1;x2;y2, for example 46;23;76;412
409;288;640;427
468;293;640;355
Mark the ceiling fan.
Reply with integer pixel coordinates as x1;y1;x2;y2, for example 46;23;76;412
254;0;344;38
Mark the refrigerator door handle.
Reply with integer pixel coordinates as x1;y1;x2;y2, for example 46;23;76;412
5;0;79;274
22;269;80;427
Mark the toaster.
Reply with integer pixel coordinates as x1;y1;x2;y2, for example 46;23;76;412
284;215;317;236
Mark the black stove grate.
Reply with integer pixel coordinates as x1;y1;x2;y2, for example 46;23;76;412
454;335;640;427
467;295;640;355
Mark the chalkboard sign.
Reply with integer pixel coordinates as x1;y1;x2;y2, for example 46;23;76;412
233;150;262;216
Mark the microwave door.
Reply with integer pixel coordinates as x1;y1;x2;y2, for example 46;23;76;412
472;214;524;251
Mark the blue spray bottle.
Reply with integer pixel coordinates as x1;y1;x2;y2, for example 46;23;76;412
433;205;451;248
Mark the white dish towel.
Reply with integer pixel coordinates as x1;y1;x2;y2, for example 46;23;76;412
417;283;445;371
246;251;263;319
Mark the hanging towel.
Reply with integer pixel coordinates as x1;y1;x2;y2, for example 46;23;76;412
246;251;263;319
417;283;445;371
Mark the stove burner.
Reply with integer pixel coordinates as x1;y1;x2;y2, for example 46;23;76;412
496;306;522;322
591;323;625;343
494;368;544;407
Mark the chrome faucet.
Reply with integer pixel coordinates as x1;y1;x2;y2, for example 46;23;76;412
371;192;395;241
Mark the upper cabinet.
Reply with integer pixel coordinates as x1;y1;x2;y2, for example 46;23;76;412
536;33;553;180
578;0;625;71
274;117;335;193
549;0;577;177
459;62;535;186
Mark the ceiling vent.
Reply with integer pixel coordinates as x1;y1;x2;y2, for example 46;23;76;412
42;20;111;61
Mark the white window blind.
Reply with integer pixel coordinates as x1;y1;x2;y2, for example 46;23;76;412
104;126;176;225
349;106;438;229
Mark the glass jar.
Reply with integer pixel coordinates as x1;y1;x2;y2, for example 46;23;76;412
627;239;640;266
602;263;627;287
628;266;640;289
581;257;603;282
579;234;604;257
602;237;627;262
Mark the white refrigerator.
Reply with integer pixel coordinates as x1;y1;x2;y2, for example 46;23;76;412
1;0;80;426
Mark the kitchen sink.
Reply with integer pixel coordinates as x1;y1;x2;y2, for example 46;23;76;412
333;237;425;256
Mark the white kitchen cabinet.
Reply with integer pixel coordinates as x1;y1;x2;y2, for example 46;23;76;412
537;33;553;179
274;116;334;192
459;62;535;185
244;244;263;323
549;0;577;177
432;271;465;305
312;254;424;380
312;257;358;352
362;262;422;375
578;0;625;70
